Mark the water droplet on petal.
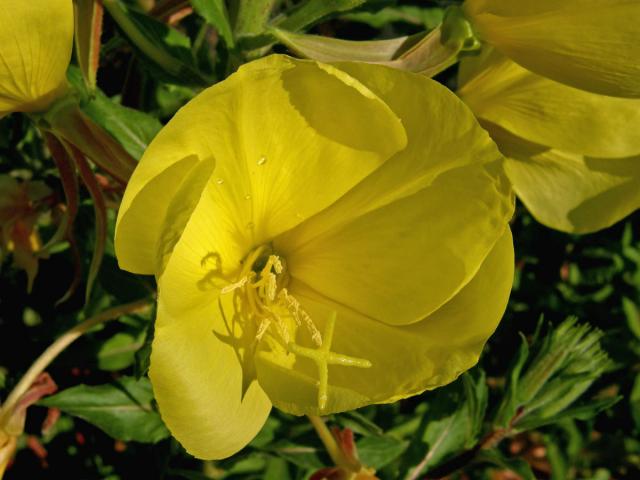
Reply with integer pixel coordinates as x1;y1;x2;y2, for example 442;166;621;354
245;194;251;200
257;156;267;166
216;178;224;185
246;221;254;230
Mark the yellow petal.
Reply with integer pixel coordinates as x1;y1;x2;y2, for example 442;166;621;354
493;126;640;233
0;0;73;115
149;299;272;460
116;55;406;274
463;0;640;97
275;62;512;326
459;50;640;158
256;229;514;415
278;162;512;327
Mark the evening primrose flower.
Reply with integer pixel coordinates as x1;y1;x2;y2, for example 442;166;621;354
0;0;73;116
458;48;640;233
462;0;640;98
115;55;514;459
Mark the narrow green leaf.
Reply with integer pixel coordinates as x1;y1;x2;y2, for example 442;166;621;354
80;90;162;161
191;0;235;47
69;147;107;304
475;449;536;480
103;0;209;85
74;0;104;90
97;331;145;371
272;28;418;63
623;296;640;340
342;6;444;30
357;434;409;469
273;26;460;77
278;0;367;32
39;377;169;443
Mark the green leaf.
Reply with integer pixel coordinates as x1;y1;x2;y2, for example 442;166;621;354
278;0;367;32
135;316;155;379
191;0;234;47
342;6;444;29
97;331;145;371
268;441;324;470
339;410;384;436
39;377;169;443
357;434;409;469
515;396;622;432
475;449;536;480
264;456;292;480
623;296;640;340
402;374;486;478
80;90;162;161
103;0;208;85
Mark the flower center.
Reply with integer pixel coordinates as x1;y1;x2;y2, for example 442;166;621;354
222;245;323;346
221;245;371;411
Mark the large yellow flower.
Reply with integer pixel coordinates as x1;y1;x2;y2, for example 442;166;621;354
115;55;514;459
458;48;640;233
0;0;73;116
462;0;640;98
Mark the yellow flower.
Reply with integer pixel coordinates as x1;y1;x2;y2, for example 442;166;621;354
458;48;640;233
0;0;73;116
462;0;640;97
115;55;514;459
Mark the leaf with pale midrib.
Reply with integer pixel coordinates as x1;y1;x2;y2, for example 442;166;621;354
39;376;169;443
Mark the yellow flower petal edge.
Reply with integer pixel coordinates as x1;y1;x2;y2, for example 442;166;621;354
149;301;272;460
0;0;73;116
256;229;514;415
463;0;640;98
115;54;407;274
116;55;514;458
458;49;640;158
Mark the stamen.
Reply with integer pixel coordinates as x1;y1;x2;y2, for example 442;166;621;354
289;311;372;412
220;276;249;294
279;289;323;346
217;247;371;409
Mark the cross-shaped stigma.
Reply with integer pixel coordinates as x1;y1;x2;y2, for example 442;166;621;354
289;311;372;412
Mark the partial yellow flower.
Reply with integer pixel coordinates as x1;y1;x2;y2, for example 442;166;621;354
0;0;74;116
458;48;640;233
462;0;640;98
115;55;514;459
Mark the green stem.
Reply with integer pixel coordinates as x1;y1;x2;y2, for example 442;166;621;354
0;299;151;423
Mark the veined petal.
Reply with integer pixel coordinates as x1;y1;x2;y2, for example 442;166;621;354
492;125;640;233
274;62;511;326
256;229;513;415
0;0;73;115
149;299;272;459
463;0;640;97
278;161;512;327
116;55;406;274
458;49;640;158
